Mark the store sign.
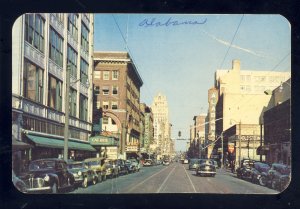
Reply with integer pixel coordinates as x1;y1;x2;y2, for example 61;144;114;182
89;136;118;146
125;146;138;152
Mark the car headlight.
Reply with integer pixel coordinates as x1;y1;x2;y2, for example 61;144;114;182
44;175;50;182
257;175;261;179
78;171;82;176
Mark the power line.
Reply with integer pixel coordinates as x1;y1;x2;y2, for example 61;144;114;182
219;14;245;69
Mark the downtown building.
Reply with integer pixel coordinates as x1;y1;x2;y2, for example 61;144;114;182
12;13;95;169
209;60;290;166
93;51;143;160
151;93;172;159
139;103;154;156
189;114;208;158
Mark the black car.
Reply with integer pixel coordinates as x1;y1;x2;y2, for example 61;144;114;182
114;159;129;175
20;158;75;193
236;159;256;180
195;159;216;177
67;161;98;188
250;162;271;185
188;158;201;170
263;163;291;191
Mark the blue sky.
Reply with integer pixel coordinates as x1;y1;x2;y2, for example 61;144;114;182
93;14;291;151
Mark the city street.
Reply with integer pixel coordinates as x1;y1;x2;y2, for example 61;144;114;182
70;162;277;194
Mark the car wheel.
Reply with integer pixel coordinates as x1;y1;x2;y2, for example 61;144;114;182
82;177;88;188
259;176;267;186
92;177;97;185
51;182;58;193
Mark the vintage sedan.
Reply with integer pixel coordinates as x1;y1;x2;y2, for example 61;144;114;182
105;160;119;178
162;159;170;166
264;163;291;191
195;159;216;177
143;159;153;167
125;158;140;173
236;159;256;180
114;159;130;175
189;158;201;170
20;158;75;193
250;162;271;185
67;161;98;188
83;158;107;182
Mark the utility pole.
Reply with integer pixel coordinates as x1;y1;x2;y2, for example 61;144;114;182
64;65;70;162
260;123;263;162
221;132;223;168
239;121;241;167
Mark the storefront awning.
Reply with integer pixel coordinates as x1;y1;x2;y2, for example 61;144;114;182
26;134;96;152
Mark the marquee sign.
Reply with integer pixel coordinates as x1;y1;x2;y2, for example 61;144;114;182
89;136;119;146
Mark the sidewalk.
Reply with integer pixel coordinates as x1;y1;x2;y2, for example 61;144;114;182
218;167;237;176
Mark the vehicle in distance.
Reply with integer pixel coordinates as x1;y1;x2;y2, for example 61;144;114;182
143;159;153;167
183;159;189;164
195;159;216;177
162;159;170;166
114;159;129;175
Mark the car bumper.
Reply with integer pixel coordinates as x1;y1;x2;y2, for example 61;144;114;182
26;186;52;193
197;170;216;174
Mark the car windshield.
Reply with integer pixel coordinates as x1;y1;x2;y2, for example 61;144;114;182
67;162;84;169
200;160;213;165
29;160;55;170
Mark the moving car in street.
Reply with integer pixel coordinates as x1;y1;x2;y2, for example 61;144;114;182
67;161;98;188
183;159;189;164
195;159;216;177
264;163;291;191
236;159;256;180
188;158;201;170
20;158;75;193
83;157;107;182
162;159;170;166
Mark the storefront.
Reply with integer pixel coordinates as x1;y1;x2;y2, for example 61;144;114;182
89;135;119;159
24;132;96;161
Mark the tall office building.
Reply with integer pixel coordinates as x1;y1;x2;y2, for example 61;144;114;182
12;13;95;162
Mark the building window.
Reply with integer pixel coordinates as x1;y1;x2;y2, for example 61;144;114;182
112;101;118;110
49;27;63;67
80;58;88;85
94;71;101;79
81;23;89;53
68;13;78;41
112;85;118;95
23;59;44;104
103;71;109;80
69;88;77;117
67;45;78;78
96;101;101;109
103;86;109;95
25;14;45;53
48;75;62;111
103;101;109;110
79;94;88;121
53;13;64;25
112;70;119;80
94;86;100;95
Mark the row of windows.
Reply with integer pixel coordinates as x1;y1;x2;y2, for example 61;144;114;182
100;70;120;80
94;85;118;95
97;101;119;110
240;75;287;83
25;14;91;68
23;116;88;141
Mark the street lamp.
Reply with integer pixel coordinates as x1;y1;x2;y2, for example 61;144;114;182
230;119;242;168
64;64;90;161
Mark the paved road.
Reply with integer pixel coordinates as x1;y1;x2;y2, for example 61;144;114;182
70;162;278;194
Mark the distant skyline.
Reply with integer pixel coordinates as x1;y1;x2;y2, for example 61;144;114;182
94;14;291;151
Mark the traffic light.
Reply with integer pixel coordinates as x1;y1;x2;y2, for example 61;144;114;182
178;131;181;137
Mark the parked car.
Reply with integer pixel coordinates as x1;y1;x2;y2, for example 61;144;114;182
250;162;271;185
236;159;256;179
12;170;27;193
263;163;291;191
195;159;216;177
114;159;130;175
105;160;119;178
189;158;201;170
83;157;107;182
143;159;153;167
20;158;75;193
125;158;140;173
67;161;98;188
